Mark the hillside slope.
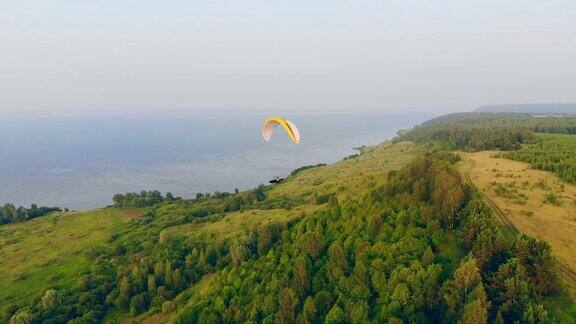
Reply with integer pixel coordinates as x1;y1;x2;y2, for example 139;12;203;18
0;208;141;308
1;141;426;322
1;133;573;323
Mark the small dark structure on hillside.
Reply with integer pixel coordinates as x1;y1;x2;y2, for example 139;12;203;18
269;177;284;184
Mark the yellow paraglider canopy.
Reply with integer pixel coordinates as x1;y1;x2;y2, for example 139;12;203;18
261;117;300;144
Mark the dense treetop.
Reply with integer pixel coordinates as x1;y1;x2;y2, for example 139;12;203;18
173;151;558;323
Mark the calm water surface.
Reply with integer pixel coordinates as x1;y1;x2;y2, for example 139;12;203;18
0;110;431;209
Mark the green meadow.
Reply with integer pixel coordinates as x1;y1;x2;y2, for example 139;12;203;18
0;208;140;307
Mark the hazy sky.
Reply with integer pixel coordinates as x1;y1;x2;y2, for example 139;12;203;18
1;0;575;113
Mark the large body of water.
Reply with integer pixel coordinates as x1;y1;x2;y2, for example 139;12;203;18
0;110;431;209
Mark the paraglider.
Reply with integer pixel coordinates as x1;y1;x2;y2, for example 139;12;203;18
261;117;300;144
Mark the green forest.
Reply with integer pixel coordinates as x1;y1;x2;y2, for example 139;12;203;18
397;113;576;151
174;152;558;323
503;134;576;185
2;113;576;323
415;113;576;134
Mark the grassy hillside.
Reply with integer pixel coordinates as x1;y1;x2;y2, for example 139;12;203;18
172;149;567;323
0;208;141;307
0;141;427;322
2;117;575;323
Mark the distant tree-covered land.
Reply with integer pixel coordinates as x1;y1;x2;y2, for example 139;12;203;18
0;203;62;225
397;112;576;151
399;113;576;185
417;113;576;133
476;103;576;115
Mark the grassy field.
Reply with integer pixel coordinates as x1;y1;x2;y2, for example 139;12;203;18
166;141;424;248
165;207;318;244
0;208;141;307
269;141;422;201
458;151;576;297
